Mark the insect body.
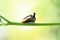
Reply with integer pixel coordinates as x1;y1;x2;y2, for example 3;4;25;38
22;13;36;23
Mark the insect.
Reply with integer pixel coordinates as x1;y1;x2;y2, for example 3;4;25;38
22;13;36;23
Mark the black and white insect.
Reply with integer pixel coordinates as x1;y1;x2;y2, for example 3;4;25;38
22;13;36;23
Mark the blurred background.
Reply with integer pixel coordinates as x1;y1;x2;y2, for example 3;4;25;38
0;0;60;23
0;26;58;40
0;0;60;40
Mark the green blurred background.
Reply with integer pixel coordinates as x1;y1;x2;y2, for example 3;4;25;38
0;0;60;23
0;0;60;40
0;26;58;40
